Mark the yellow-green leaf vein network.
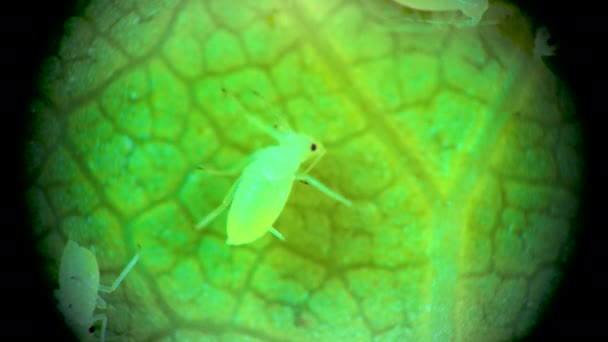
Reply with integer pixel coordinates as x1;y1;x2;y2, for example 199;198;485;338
28;0;582;341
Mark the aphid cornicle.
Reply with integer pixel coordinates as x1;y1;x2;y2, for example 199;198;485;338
196;89;352;246
54;240;140;342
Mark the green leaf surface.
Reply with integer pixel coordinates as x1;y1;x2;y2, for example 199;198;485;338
29;0;582;341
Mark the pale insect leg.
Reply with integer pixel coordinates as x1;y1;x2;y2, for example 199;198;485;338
197;153;257;177
90;313;108;342
295;173;352;207
221;88;287;142
268;227;285;241
96;294;107;309
98;247;140;293
195;176;242;230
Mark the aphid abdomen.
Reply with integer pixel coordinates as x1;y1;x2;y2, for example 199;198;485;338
57;241;100;318
457;0;488;19
59;241;100;289
226;171;294;245
392;0;488;23
55;289;97;326
394;0;461;12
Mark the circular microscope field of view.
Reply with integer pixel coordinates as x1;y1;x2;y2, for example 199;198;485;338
26;0;583;341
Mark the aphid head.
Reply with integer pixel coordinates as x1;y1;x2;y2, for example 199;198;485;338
280;131;325;165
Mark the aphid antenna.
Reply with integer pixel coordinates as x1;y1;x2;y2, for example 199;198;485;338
221;87;285;142
301;146;326;174
250;89;292;131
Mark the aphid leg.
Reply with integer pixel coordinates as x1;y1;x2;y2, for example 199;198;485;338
91;313;108;342
96;294;107;309
268;227;286;241
197;153;258;177
295;173;352;207
195;177;242;230
98;247;140;293
197;166;241;176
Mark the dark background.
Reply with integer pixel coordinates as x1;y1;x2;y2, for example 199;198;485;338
4;0;604;340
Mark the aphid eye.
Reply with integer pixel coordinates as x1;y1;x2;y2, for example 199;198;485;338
89;326;95;333
310;143;317;151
